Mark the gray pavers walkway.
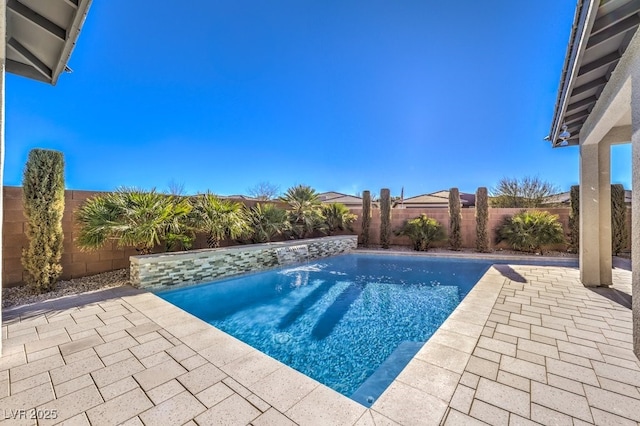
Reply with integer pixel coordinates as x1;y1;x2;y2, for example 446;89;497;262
0;260;637;425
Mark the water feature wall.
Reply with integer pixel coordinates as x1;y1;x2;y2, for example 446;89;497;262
130;235;357;290
275;244;310;265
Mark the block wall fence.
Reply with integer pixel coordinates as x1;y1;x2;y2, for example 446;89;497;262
2;186;632;287
349;207;574;249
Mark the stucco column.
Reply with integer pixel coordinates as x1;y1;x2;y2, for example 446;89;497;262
598;140;613;285
579;142;612;287
632;70;640;359
0;0;6;356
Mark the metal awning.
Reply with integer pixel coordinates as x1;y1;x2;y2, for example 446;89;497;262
547;0;640;147
6;0;92;85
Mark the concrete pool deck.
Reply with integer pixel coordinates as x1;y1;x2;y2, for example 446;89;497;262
0;255;637;425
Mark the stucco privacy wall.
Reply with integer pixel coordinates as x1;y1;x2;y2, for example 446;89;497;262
130;235;358;290
3;185;631;287
2;187;272;287
3;186;139;287
348;207;590;249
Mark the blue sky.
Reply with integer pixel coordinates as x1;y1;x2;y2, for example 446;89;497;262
4;0;633;197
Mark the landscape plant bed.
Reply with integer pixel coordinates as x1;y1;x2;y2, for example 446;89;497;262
358;245;579;258
2;269;130;308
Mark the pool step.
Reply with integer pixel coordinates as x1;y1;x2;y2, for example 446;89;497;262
350;341;424;408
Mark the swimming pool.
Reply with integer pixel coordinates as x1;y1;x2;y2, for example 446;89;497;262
157;253;571;406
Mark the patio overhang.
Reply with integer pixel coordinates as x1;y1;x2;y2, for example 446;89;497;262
0;0;92;356
547;0;640;148
548;0;640;359
6;0;93;85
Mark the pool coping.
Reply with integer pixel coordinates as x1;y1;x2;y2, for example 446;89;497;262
137;252;525;423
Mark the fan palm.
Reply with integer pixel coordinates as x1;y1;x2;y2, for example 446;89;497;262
281;185;324;238
76;188;192;254
497;210;565;254
321;203;357;235
247;203;291;243
395;214;446;251
190;192;249;248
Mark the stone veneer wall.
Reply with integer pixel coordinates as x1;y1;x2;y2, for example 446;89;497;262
130;235;358;290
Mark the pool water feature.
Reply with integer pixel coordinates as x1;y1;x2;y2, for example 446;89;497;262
158;254;506;406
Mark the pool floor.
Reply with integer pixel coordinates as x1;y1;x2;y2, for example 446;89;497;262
158;254;494;405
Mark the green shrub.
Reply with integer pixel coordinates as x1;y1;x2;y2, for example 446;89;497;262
281;184;324;238
165;232;194;252
190;192;249;248
568;185;579;253
360;190;371;247
496;210;565;254
21;149;65;293
475;187;489;252
380;188;391;248
395;214;446;251
76;188;192;254
448;188;462;250
611;184;628;255
322;203;357;235
246;203;290;243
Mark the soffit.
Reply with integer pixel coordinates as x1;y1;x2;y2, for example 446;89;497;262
548;0;640;147
6;0;92;85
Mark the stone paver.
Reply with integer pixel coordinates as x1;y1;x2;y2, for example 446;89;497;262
0;260;638;425
139;391;206;426
195;393;261;425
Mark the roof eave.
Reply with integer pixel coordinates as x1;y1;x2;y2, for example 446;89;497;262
548;0;599;147
50;0;93;85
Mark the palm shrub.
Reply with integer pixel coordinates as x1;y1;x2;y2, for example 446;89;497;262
247;203;290;243
448;187;462;250
76;188;192;254
164;231;195;252
322;203;357;235
190;192;249;248
380;188;392;249
496;210;565;254
476;187;489;252
360;190;371;246
395;214;446;251
611;184;628;255
281;184;324;238
568;185;579;253
21;149;65;293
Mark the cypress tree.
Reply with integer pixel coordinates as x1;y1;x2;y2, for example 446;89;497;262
449;188;462;250
475;187;489;252
21;149;65;292
568;185;579;253
611;184;627;255
380;188;391;249
361;190;371;247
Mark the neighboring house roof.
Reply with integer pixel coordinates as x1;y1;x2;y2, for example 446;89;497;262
221;194;260;201
317;192;363;206
546;0;640;147
400;190;475;208
7;0;93;85
543;189;632;205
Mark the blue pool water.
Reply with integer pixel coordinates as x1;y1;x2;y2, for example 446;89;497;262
158;254;571;406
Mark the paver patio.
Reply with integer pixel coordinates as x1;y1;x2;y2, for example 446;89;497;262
0;256;637;425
